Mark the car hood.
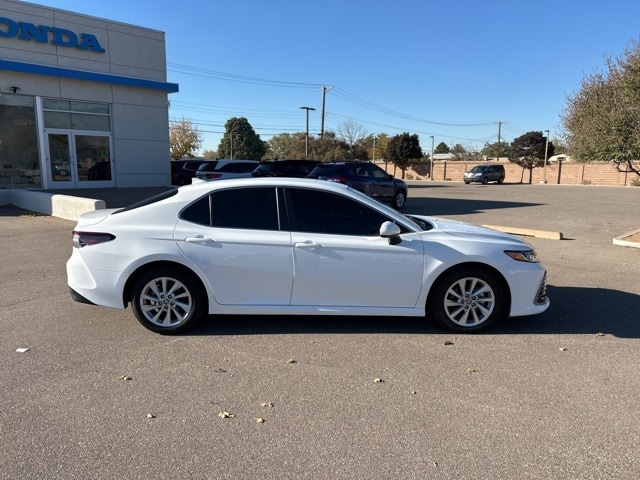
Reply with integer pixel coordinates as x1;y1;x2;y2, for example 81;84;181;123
411;215;532;248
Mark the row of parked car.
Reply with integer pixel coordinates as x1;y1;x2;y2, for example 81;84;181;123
171;158;409;209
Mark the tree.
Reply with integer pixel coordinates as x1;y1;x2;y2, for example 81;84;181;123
169;117;203;160
509;131;555;183
451;144;467;160
265;133;306;159
434;142;450;154
481;141;511;159
338;120;367;147
561;39;640;178
385;133;423;177
217;117;266;160
201;148;217;159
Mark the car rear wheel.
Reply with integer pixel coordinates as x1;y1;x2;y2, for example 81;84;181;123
498;176;504;184
430;267;505;333
393;190;406;209
482;177;489;184
131;268;204;334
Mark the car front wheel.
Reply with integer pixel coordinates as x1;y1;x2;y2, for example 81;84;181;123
393;190;406;209
131;268;205;334
430;267;505;333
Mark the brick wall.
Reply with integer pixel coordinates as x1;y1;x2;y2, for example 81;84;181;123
380;161;639;186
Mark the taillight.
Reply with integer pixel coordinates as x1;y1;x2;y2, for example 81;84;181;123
328;176;348;184
72;231;116;248
205;173;222;179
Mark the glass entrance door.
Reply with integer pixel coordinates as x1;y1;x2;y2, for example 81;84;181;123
45;131;114;188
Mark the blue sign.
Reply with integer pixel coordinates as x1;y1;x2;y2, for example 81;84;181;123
0;17;105;53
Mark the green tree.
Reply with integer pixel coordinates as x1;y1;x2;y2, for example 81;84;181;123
265;133;306;159
217;117;266;160
311;131;352;161
451;144;467;160
385;133;423;178
434;141;450;154
481;141;511;159
509;131;555;183
562;39;640;178
169;117;203;160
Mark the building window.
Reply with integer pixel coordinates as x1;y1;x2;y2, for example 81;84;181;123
42;98;111;131
0;94;39;189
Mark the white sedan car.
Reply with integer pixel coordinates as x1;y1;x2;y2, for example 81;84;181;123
67;178;549;334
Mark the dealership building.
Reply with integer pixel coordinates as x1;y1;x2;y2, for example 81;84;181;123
0;0;178;190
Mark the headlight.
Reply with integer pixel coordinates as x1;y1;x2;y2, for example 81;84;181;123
504;250;540;263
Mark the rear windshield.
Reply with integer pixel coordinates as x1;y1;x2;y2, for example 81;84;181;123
309;164;343;176
113;188;179;214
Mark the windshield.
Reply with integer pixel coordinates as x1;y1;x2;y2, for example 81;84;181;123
469;166;486;173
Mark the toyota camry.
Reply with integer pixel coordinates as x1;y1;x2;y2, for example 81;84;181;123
67;178;549;334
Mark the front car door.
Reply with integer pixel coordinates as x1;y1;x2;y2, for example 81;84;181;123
285;187;424;308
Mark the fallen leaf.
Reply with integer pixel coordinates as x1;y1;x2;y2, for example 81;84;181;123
444;340;454;346
559;347;567;352
374;378;383;383
120;375;133;381
467;368;477;373
596;332;605;337
16;348;30;353
287;359;296;364
218;411;235;419
146;413;156;419
260;402;275;408
256;418;265;423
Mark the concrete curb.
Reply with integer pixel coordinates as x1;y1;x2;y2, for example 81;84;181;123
613;229;640;249
482;224;564;240
0;189;104;221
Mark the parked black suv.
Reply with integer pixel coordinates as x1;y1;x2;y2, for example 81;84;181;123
463;164;505;184
171;159;214;185
252;159;320;178
306;161;408;209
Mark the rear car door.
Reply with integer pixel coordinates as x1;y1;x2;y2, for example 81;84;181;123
285;187;424;308
174;186;294;305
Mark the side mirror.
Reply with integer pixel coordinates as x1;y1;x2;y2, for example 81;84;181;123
380;221;402;245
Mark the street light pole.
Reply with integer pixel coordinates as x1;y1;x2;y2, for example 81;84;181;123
299;106;315;159
430;136;435;180
543;130;550;184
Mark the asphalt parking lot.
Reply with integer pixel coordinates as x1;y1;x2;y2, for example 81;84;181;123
1;182;639;479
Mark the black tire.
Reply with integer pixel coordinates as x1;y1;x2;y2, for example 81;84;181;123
430;267;505;333
482;176;489;184
464;181;471;185
498;176;504;184
392;190;407;209
131;268;205;334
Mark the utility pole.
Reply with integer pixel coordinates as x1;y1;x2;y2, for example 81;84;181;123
496;121;502;161
299;106;315;159
319;85;333;138
430;136;435;180
543;130;550;183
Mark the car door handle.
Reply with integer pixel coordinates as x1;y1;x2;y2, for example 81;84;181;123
185;235;215;244
294;240;323;249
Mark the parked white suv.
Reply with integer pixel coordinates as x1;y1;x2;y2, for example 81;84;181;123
193;159;259;181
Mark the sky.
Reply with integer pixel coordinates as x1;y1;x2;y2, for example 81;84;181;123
24;0;640;154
